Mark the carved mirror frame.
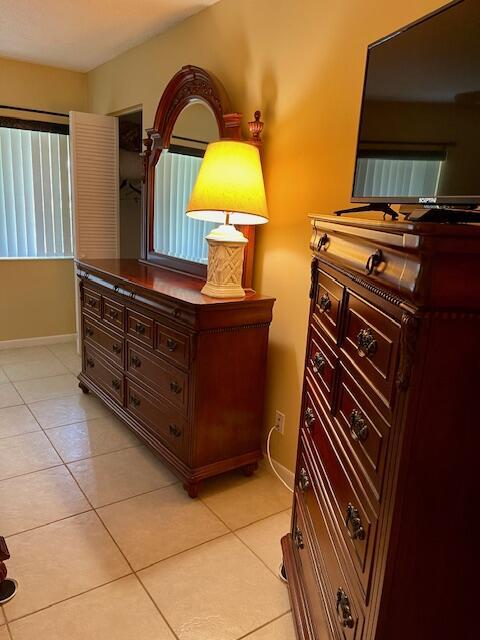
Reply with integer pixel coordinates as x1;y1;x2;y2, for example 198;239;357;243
142;65;256;287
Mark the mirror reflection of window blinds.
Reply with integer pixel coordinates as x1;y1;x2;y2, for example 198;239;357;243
0;127;72;258
154;151;215;264
354;157;444;198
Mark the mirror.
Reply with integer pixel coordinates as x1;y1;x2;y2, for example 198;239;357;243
143;65;256;286
153;102;219;265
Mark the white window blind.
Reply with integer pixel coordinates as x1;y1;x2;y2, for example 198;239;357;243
354;157;443;198
154;150;214;264
0;127;72;258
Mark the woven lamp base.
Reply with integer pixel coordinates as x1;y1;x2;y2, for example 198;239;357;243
201;229;248;299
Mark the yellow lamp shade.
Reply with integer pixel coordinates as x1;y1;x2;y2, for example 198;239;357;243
186;140;269;225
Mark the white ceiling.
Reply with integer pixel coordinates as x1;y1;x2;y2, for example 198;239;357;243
0;0;220;72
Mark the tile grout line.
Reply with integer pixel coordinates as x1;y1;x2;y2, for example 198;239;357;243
0;462;65;484
34;434;182;640
236;611;294;640
3;367;292;638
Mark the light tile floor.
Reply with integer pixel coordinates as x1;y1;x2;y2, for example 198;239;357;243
0;343;294;640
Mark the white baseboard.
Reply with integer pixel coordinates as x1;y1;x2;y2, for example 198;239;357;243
270;457;295;490
0;333;76;350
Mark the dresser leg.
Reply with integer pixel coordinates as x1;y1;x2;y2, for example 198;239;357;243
183;481;201;499
79;381;89;394
242;462;259;477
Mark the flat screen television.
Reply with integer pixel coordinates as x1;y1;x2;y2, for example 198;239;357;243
351;0;480;210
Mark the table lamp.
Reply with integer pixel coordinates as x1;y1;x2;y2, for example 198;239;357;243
186;140;268;298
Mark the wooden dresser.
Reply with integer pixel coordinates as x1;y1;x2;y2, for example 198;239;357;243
76;259;274;497
282;215;478;640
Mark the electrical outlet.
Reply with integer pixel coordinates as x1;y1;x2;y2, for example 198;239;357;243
274;410;285;435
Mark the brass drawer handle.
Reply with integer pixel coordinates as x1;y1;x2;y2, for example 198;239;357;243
129;394;140;407
135;322;146;335
304;407;315;429
356;328;377;358
349;409;369;442
366;249;384;275
170;381;182;395
345;503;366;541
85;327;93;338
131;355;141;368
87;297;97;308
111;378;121;391
112;343;122;355
313;352;325;374
169;424;182;438
86;357;95;368
108;309;119;320
166;338;178;352
336;588;355;629
318;293;331;313
298;468;310;492
294;527;304;550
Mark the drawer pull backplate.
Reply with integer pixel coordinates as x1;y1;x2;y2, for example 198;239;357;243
345;503;366;541
349;409;369;442
336;588;355;629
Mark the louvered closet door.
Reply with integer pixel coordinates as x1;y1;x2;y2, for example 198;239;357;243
69;111;119;351
69;111;119;259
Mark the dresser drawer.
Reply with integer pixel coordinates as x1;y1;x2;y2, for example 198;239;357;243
103;297;125;332
126;342;188;414
154;323;190;368
83;287;101;319
126;379;186;458
83;316;124;367
334;365;390;501
313;270;344;342
306;323;338;411
127;309;154;347
341;292;400;407
304;385;377;602
292;502;340;640
84;345;124;405
294;494;365;640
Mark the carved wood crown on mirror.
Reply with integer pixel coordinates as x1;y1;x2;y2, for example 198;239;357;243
141;65;262;287
76;65;275;498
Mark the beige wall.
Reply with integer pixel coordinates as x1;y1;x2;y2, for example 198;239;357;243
87;0;444;471
0;57;87;341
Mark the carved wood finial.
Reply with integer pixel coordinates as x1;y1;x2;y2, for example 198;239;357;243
248;110;264;145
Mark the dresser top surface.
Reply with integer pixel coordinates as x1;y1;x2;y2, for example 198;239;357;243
76;259;274;307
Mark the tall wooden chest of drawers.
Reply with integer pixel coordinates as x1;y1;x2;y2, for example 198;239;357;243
76;259;274;498
282;215;479;640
